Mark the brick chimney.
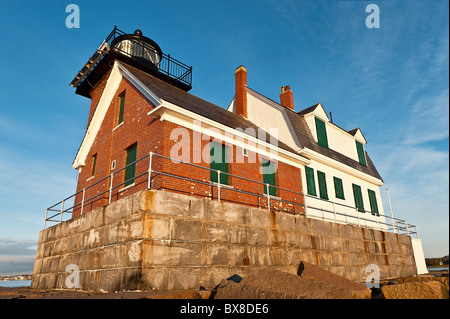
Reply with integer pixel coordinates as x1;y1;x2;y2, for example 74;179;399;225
280;85;294;111
235;65;247;118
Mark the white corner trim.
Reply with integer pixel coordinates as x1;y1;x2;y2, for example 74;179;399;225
352;129;367;144
73;62;123;169
72;61;162;170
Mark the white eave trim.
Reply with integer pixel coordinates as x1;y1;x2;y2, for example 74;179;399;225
72;61;162;169
148;101;311;168
116;62;162;107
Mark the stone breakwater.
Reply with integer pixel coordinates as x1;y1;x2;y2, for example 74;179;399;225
2;265;448;299
32;189;417;292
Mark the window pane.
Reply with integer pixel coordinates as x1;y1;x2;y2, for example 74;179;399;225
317;171;328;200
125;143;137;186
305;167;316;196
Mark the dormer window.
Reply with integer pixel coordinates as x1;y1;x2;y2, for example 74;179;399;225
356;141;367;166
315;117;328;148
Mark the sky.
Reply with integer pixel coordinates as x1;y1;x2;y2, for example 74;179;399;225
0;0;448;275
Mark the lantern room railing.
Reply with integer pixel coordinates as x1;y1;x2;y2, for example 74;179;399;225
70;26;192;90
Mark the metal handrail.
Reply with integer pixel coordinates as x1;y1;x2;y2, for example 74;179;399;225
43;152;419;239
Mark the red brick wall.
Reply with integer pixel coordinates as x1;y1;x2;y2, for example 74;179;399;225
72;76;305;217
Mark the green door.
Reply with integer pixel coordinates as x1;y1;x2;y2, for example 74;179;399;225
210;142;229;185
262;159;277;196
125;143;137;186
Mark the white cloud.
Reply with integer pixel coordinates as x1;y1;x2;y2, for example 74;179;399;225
0;239;37;275
404;88;449;145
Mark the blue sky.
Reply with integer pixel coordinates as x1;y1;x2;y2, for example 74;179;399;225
0;0;448;275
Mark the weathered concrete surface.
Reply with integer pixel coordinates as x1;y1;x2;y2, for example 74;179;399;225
32;189;418;292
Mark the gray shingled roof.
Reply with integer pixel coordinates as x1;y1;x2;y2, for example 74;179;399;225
121;62;298;155
284;108;383;181
123;62;382;181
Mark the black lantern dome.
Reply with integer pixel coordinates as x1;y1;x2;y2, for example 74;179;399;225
70;26;192;98
111;29;163;70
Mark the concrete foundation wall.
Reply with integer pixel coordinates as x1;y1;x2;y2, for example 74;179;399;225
32;190;417;292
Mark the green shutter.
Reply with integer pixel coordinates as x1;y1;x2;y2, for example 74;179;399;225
356;141;367;166
210;142;229;185
262;159;277;196
333;177;345;199
305;167;316;196
118;93;125;124
315;117;328;148
352;184;365;212
124;143;137;186
368;189;379;216
317;171;328;200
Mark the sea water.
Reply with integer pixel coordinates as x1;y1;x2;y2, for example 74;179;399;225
0;280;32;288
427;267;449;271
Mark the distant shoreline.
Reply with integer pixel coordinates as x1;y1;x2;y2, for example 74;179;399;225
0;275;33;281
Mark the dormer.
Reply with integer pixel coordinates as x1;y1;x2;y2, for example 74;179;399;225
298;103;368;165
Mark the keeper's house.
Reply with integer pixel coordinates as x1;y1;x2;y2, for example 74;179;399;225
70;27;386;231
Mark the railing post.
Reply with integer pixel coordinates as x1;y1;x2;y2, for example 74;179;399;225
266;184;270;210
386;189;397;233
405;221;410;236
304;199;308;217
356;208;361;227
332;201;337;222
108;173;114;204
147;152;153;189
60;200;65;222
80;188;86;215
217;170;221;201
43;208;48;230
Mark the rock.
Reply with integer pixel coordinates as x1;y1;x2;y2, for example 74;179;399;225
297;261;371;299
397;275;449;286
214;267;370;299
381;281;449;299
